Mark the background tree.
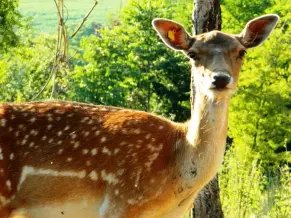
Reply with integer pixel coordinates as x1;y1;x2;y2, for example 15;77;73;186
0;33;56;101
191;1;224;218
0;0;23;53
69;0;192;121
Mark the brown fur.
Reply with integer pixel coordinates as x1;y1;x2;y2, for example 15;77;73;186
0;14;279;218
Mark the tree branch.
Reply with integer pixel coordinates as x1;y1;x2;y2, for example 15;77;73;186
32;0;69;100
71;0;98;38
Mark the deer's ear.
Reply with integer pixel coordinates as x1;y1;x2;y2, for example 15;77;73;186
238;14;279;48
152;18;194;51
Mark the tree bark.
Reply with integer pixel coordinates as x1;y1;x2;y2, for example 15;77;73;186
190;1;224;218
191;175;224;218
192;0;222;35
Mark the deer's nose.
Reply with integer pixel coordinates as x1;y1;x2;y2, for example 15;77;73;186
212;73;231;89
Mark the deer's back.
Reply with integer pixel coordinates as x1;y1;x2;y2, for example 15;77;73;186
0;101;187;217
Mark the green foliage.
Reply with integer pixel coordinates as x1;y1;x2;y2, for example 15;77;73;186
266;165;291;218
0;32;55;102
221;0;273;33
0;0;22;52
220;146;291;218
220;145;265;217
69;0;192;121
226;1;291;165
220;0;291;217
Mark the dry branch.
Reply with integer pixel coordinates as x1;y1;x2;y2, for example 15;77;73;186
32;0;69;100
71;0;98;38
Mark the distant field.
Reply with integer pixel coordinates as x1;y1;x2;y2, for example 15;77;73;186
19;0;126;34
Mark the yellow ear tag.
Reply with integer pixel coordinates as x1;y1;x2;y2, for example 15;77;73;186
168;29;176;41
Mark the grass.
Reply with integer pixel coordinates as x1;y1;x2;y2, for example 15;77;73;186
19;0;126;34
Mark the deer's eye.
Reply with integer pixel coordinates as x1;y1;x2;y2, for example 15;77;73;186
187;52;200;60
238;50;247;59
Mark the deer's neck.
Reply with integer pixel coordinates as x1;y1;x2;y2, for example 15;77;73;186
186;92;230;175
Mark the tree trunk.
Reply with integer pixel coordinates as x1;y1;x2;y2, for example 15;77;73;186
191;175;224;218
192;0;222;35
190;1;224;218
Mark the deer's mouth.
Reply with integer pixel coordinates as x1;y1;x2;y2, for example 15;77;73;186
211;86;231;91
207;85;234;98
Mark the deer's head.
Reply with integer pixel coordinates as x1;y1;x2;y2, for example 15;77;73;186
152;15;279;99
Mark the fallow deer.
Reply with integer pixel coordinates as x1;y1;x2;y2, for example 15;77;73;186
0;14;279;218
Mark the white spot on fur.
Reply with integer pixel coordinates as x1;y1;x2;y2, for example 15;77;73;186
145;152;160;170
83;131;90;137
81;117;89;123
0;118;6;127
113;148;120;155
70;132;77;139
145;133;151;139
6;180;11;190
101;170;119;185
21;139;27;145
30;129;39;136
73;141;80;149
29;142;35;148
91;148;97;156
120;141;127;146
42;135;47;141
122;129;128;134
29;117;36;123
102;147;111;156
82;149;89;155
89;171;98;181
134;169;142;188
58;149;64;155
128;199;137;205
18;166;86;191
100;137;107;143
